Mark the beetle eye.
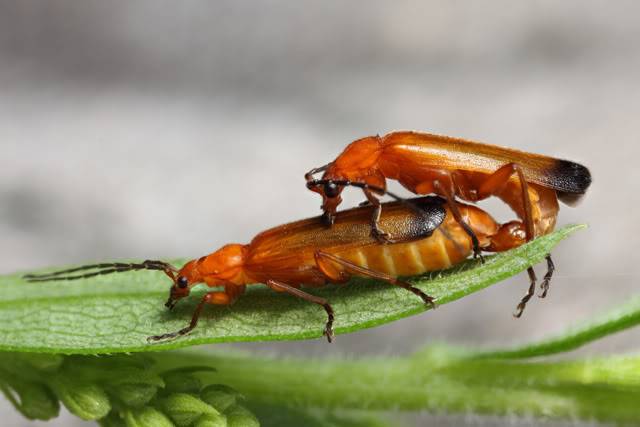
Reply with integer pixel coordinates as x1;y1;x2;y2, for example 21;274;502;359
177;276;188;288
324;182;340;198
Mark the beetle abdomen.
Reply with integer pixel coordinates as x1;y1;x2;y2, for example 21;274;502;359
337;227;474;278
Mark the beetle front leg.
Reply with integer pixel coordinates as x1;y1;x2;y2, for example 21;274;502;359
148;285;245;342
363;189;399;244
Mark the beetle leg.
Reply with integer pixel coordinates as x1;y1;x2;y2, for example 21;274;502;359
433;179;483;262
539;255;555;298
265;279;335;342
148;285;245;342
363;189;399;244
315;251;436;309
514;267;537;318
475;163;534;242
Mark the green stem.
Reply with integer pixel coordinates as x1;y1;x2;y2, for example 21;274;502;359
152;347;640;425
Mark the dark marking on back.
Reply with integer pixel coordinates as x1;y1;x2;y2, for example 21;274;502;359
551;160;592;194
406;196;447;239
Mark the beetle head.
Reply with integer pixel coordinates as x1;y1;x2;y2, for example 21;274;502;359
165;259;200;309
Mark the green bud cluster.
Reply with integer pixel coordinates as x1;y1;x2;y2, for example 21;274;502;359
0;353;259;427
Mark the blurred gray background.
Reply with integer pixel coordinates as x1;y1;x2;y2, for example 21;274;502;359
1;1;638;426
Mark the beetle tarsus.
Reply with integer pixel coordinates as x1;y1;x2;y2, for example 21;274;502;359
472;246;485;263
321;302;335;343
148;326;193;342
371;227;398;244
147;332;174;342
459;218;484;263
164;297;177;310
323;324;335;343
321;211;335;226
412;287;436;310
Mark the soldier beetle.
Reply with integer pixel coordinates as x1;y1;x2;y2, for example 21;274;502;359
25;193;551;342
305;131;591;305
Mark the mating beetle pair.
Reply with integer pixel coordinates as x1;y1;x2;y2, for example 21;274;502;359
25;131;591;341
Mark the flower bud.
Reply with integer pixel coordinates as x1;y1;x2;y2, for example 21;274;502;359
51;376;111;420
124;407;174;427
159;393;220;426
225;404;260;427
194;413;229;427
161;372;201;395
200;384;243;413
104;368;165;407
100;411;127;427
20;354;64;372
7;381;59;420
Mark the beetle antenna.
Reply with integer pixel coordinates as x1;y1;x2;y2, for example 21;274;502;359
23;260;177;282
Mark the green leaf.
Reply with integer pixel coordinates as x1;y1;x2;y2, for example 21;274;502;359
4;301;640;427
0;225;584;354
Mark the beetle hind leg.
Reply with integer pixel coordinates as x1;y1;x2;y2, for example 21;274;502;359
266;280;335;342
315;250;435;309
513;254;555;317
432;179;484;262
475;163;535;243
538;255;555;298
514;267;537;318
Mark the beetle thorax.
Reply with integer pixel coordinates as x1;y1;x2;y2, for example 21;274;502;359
329;135;383;180
198;244;248;285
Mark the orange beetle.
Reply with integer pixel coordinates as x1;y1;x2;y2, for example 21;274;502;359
305;131;591;299
25;195;550;341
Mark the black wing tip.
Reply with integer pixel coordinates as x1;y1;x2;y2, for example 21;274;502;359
554;160;592;194
413;196;447;234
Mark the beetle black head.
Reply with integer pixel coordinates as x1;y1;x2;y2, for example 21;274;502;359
166;278;189;309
